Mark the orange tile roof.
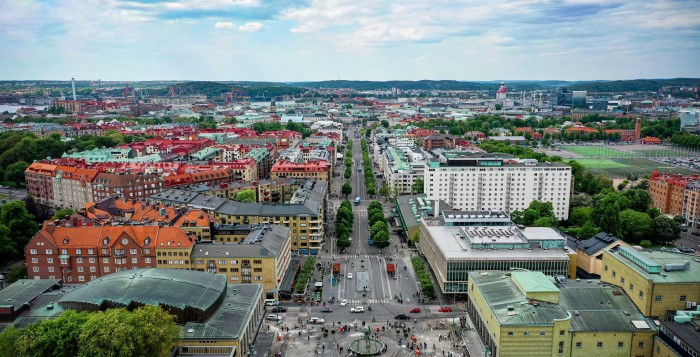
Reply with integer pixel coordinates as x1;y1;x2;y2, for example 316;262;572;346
38;225;193;250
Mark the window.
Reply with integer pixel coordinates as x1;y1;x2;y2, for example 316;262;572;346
230;259;238;264
255;276;263;281
31;258;38;263
104;266;111;272
76;248;82;254
231;276;240;281
523;331;529;336
90;266;96;272
77;266;84;272
597;342;603;348
218;259;227;265
680;295;687;302
102;248;108;254
621;277;625;284
78;276;85;282
655;295;662;302
48;267;54;272
61;249;68;255
131;258;138;264
558;341;564;354
629;284;634;291
130;249;137;255
638;342;644;348
30;249;37;254
144;248;150;254
103;258;109;263
639;291;644;299
539;331;546;336
88;249;94;254
60;258;67;264
145;258;151;264
32;266;39;272
576;342;582;349
618;342;624;348
612;271;616;277
507;331;513;336
559;330;565;336
76;257;83;263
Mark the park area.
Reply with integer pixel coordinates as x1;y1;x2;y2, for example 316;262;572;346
559;144;700;178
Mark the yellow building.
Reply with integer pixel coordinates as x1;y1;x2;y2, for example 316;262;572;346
190;225;292;300
204;178;304;203
467;271;657;357
566;232;630;277
600;247;700;317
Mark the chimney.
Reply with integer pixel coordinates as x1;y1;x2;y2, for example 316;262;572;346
434;200;439;218
634;118;641;141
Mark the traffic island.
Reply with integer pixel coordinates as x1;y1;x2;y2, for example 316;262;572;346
347;329;387;356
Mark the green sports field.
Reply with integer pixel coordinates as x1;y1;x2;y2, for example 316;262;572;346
562;146;628;157
574;158;699;178
561;145;697;158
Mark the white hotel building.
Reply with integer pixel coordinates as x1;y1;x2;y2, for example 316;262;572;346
424;152;572;220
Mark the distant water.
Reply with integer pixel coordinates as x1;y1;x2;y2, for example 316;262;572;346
0;104;48;113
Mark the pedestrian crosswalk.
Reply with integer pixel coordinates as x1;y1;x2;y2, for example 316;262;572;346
342;299;388;304
345;254;375;258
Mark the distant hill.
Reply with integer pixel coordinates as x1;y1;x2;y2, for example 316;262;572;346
569;78;700;92
288;80;504;91
168;81;306;98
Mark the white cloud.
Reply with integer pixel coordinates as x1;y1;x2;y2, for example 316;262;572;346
239;22;263;32
214;21;237;29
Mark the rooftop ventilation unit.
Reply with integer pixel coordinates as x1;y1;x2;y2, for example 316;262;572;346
663;262;690;272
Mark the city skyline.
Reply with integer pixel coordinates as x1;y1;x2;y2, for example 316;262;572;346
1;0;700;81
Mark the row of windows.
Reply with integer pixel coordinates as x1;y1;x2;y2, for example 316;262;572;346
33;257;151;265
605;265;688;302
574;341;644;349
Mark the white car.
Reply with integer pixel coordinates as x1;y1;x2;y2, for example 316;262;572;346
340;299;348;306
351;306;365;313
267;314;282;321
308;317;325;324
347;273;353;279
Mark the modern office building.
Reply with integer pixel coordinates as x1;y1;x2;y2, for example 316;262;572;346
679;109;700;130
394;194;451;243
424;151;572;220
600;246;700;317
467;270;657;357
418;210;576;294
572;91;588;108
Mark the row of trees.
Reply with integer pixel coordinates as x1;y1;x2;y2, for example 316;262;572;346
344;140;353;180
335;200;354;250
410;257;436;300
293;257;317;294
671;132;700;149
0;306;179;357
360;139;376;195
367;201;390;249
250;120;315;138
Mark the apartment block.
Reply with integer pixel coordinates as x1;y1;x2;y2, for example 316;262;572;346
424;152;572;220
648;170;700;227
270;160;332;190
25;225;195;283
379;146;428;194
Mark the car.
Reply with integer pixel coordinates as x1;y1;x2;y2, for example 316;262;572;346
438;307;453;313
691;231;700;237
347;273;353;279
309;317;325;324
264;299;279;306
267;314;282;321
270;307;287;313
410;307;422;313
395;313;410;320
320;307;333;313
351;306;365;313
340;299;348;306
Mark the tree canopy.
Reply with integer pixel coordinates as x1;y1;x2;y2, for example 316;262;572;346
234;190;256;203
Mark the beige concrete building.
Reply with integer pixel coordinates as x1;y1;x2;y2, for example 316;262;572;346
566;232;630;277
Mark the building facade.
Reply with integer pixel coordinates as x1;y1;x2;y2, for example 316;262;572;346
424;152;572;220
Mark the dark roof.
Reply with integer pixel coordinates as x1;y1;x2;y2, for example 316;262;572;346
0;279;61;314
659;318;700;352
569;232;620;255
192;225;289;258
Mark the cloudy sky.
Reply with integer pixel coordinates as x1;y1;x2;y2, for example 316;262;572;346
1;0;699;81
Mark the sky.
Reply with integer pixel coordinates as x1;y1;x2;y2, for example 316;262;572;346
1;0;699;82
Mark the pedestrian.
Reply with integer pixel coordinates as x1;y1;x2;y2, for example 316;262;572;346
442;350;445;356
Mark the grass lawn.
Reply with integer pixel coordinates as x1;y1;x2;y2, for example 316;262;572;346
574;158;699;178
629;148;696;157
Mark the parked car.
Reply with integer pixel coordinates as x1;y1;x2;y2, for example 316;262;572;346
691;231;700;236
309;317;325;324
347;273;353;279
340;299;348;306
410;307;422;313
351;306;365;313
320;307;333;313
270;307;287;313
438;307;453;313
395;313;410;320
267;314;282;321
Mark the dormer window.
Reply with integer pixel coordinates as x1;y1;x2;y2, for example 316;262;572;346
103;237;110;246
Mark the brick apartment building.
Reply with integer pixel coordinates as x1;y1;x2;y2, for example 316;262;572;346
270;160;332;189
25;224;194;283
423;134;455;150
649;170;700;227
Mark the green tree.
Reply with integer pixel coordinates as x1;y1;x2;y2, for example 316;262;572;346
3;161;29;187
0;327;24;357
569;206;594;227
533;216;558;227
381;120;389;128
341;181;352;197
647;207;662;220
619;209;653;243
372;230;390;249
0;201;38;258
599;202;621;237
368;211;385;227
52;208;76;220
368;201;383;212
77;306;179;357
412;231;420;244
652;215;681;245
3;265;27;284
411;178;424;194
234;189;256;203
569;193;593;209
370;221;388;238
14;310;90;357
336;206;354;225
623;189;653;212
379;183;390;196
0;224;15;258
577;221;600;239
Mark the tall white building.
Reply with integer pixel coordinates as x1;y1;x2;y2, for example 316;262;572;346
424;152;572;220
379;146;427;194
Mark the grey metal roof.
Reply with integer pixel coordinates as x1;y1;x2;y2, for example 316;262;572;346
192;225;289;258
0;279;61;313
181;284;263;340
58;268;226;312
